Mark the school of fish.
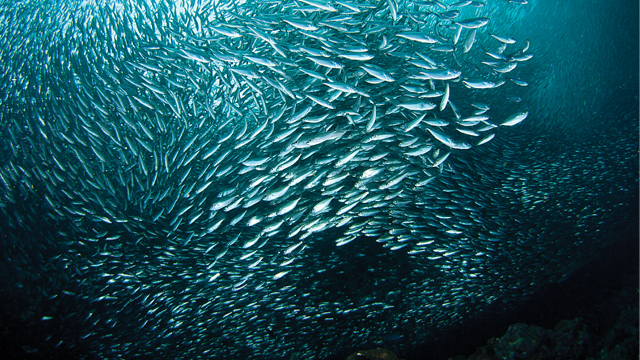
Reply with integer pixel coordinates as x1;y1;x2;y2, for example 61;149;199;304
0;0;558;358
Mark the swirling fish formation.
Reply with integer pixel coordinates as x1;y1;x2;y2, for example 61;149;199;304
0;0;535;358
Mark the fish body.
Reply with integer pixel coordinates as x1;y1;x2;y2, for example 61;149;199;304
501;111;529;126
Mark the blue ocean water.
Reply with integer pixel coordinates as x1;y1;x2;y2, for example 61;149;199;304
0;0;637;359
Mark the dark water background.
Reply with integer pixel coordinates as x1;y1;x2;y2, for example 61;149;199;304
0;0;637;359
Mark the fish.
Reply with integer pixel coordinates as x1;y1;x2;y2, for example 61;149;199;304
360;63;395;82
455;17;490;29
396;32;439;44
398;101;437;111
0;0;557;359
463;29;477;53
501;111;529;126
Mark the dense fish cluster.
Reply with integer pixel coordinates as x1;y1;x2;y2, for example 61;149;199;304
5;0;619;358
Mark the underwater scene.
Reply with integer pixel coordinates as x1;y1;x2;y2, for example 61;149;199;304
0;0;637;359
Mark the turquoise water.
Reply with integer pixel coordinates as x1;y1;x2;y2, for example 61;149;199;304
0;0;637;359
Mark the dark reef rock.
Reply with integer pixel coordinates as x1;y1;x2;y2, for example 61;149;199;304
595;304;639;360
457;301;638;360
346;347;404;360
464;319;587;360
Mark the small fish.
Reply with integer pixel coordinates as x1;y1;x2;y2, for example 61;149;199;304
501;111;529;126
0;1;539;358
398;101;436;111
455;17;490;29
396;32;438;44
